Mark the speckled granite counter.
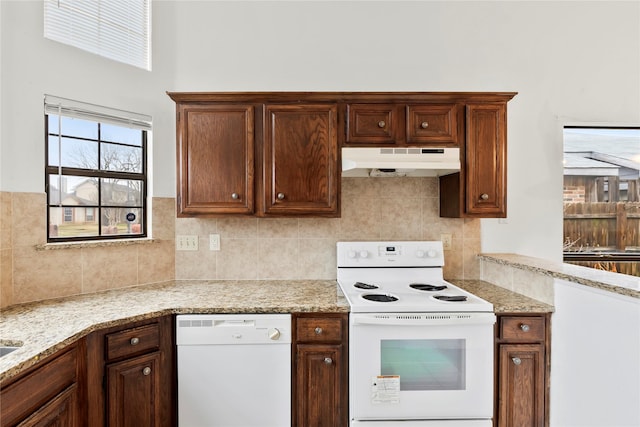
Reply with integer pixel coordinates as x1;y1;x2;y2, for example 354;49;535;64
452;279;554;313
0;278;552;384
479;253;639;299
0;279;348;383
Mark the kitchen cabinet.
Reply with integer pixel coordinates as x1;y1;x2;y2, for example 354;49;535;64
174;104;255;216
345;103;460;146
261;104;339;216
86;316;175;427
168;93;340;217
292;313;348;427
0;342;84;427
439;102;509;218
495;314;550;427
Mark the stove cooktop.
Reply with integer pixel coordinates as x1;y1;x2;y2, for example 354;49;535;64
337;241;493;313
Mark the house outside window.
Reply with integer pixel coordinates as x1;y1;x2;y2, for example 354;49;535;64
45;95;151;242
563;126;640;277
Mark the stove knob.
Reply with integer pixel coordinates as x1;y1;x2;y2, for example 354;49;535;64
359;250;369;259
427;250;438;258
347;250;357;259
415;250;426;258
268;328;281;340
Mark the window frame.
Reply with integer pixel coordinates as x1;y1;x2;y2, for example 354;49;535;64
45;97;150;243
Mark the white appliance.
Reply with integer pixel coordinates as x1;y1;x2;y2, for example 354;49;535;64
337;241;496;427
342;146;460;177
176;314;291;427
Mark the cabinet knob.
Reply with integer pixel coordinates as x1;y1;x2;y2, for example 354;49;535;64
377;120;386;128
231;193;239;200
480;193;489;200
421;121;429;129
512;357;522;366
324;357;333;365
314;327;323;335
142;367;151;376
277;192;285;200
130;337;140;345
520;324;530;332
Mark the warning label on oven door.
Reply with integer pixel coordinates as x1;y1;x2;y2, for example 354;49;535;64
371;375;400;404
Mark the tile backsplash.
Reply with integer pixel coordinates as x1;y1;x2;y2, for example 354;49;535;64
176;177;481;281
0;177;481;308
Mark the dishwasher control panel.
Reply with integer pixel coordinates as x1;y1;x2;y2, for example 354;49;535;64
176;314;291;345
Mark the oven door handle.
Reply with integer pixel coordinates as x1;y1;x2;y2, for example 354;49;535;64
351;312;496;326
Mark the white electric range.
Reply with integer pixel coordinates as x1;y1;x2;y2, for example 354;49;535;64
337;241;496;427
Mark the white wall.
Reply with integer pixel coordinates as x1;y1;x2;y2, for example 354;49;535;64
551;279;640;426
2;1;640;259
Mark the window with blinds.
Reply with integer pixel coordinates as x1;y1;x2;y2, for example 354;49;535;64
45;95;151;242
44;0;151;70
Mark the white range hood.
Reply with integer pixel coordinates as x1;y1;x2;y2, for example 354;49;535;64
342;147;461;177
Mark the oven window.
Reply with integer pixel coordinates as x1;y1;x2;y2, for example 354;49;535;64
381;339;466;391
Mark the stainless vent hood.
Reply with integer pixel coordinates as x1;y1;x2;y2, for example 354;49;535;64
342;147;461;177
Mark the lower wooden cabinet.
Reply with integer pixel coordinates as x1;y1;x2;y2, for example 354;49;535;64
0;342;84;427
293;313;348;427
87;315;175;427
495;314;550;427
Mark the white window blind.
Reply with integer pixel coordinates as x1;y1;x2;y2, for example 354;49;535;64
44;0;151;71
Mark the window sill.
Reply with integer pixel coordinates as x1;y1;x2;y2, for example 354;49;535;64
36;238;159;251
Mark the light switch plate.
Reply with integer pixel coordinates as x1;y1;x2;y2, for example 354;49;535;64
209;234;220;251
176;235;198;251
441;233;452;250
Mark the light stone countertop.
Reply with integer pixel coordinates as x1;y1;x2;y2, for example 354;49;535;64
0;278;552;384
479;253;640;299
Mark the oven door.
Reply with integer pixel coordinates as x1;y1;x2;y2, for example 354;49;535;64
349;312;496;422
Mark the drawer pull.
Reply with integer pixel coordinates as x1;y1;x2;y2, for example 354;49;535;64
480;193;489;200
520;324;530;332
421;121;429;129
324;357;333;365
314;327;323;335
512;357;522;366
231;192;240;200
130;337;140;345
277;192;285;200
142;367;151;376
377;120;386;128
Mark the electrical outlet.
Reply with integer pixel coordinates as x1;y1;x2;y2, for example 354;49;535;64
441;233;452;250
209;234;220;251
176;235;199;251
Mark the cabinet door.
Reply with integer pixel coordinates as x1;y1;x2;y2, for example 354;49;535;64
16;385;77;427
177;104;254;215
262;104;339;216
498;344;545;427
106;352;161;427
406;104;458;146
346;104;400;145
465;103;507;216
295;344;344;427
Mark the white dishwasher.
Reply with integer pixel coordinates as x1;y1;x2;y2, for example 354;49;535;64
176;314;291;427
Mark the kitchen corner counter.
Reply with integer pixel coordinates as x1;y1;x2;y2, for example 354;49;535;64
479;253;639;299
0;279;348;383
451;279;554;313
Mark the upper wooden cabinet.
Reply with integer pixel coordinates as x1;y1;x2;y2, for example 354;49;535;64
168;92;515;219
175;104;255;216
345;103;459;146
261;104;339;216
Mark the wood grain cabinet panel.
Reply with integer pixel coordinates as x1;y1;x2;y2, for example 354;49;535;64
262;104;339;216
495;314;550;427
292;313;348;427
176;104;255;216
406;104;459;145
346;104;399;145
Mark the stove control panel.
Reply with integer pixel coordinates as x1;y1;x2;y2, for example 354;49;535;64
337;241;445;267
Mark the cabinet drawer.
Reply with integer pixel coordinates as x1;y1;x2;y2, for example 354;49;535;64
296;317;343;342
346;104;399;144
500;316;545;341
406;104;458;145
105;323;160;361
